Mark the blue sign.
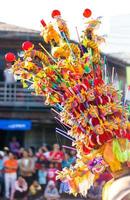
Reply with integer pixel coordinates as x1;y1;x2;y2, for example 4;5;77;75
0;120;32;131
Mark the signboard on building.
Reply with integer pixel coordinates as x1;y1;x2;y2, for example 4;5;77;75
0;120;32;131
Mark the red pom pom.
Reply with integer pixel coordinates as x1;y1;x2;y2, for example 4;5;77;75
51;10;61;18
83;79;91;88
22;41;33;51
89;133;97;146
79;103;85;112
97;131;113;145
5;52;16;62
83;8;92;18
90;117;100;126
82;144;91;154
102;95;111;105
125;133;130;140
113;129;120;138
40;19;46;27
94;78;104;86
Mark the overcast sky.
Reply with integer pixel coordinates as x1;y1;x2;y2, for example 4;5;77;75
1;0;130;50
1;0;130;29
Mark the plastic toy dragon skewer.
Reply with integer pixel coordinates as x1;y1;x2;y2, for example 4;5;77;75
5;8;130;199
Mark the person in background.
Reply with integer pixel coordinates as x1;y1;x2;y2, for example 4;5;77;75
42;144;50;160
9;137;20;155
61;147;66;154
29;180;42;200
60;153;73;195
38;163;47;192
3;147;9;162
62;153;74;168
44;180;60;200
47;163;57;185
18;147;25;159
28;148;37;179
69;150;76;165
4;64;15;84
29;146;35;154
4;152;18;200
59;180;70;195
4;64;16;102
49;144;64;170
87;181;103;200
36;147;48;170
19;150;33;187
0;152;4;198
12;176;28;200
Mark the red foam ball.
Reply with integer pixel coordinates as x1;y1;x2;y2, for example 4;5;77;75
90;117;100;126
51;10;61;18
94;78;104;86
83;8;92;18
82;144;91;154
40;19;46;27
22;41;33;51
5;52;16;62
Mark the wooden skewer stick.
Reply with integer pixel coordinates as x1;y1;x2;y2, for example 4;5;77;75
111;67;115;83
39;43;57;63
62;145;76;151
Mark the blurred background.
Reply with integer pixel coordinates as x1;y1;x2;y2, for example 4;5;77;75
0;0;130;148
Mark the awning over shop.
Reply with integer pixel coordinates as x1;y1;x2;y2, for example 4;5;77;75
0;120;32;131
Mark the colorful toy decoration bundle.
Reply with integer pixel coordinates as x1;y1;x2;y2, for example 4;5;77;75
5;8;130;198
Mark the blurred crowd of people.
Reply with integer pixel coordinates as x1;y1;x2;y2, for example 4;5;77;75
0;137;77;200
